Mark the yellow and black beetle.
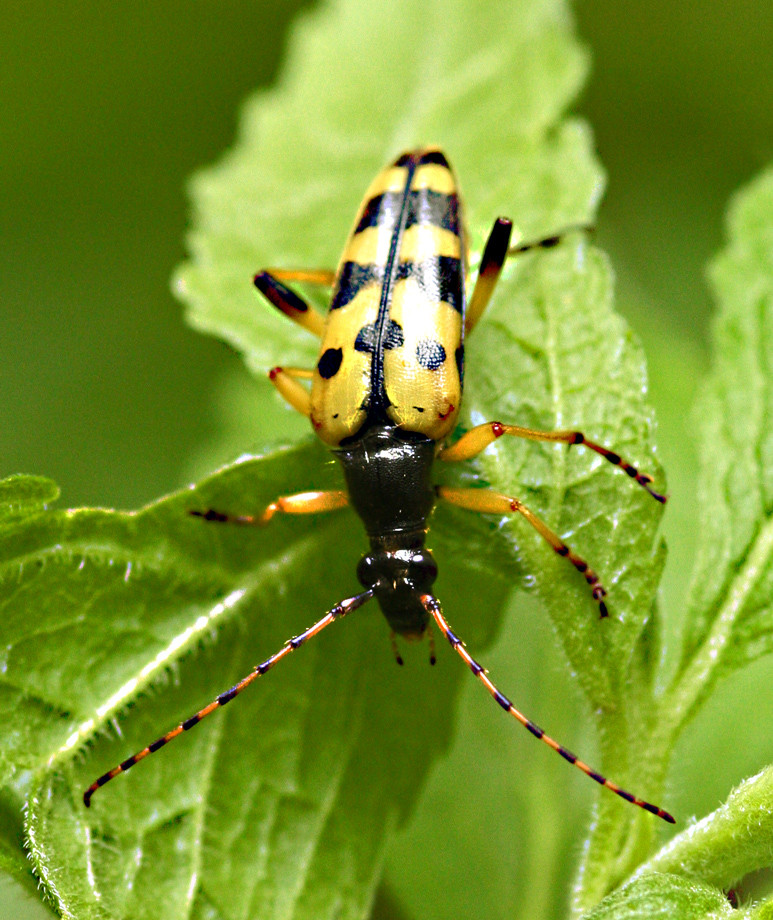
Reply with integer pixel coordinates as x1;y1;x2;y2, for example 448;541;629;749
84;148;673;823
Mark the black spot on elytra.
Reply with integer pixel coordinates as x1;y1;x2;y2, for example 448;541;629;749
416;338;446;370
317;348;343;379
354;320;404;353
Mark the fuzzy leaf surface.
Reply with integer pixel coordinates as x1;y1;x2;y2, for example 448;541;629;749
635;765;773;892
677;167;773;711
4;448;503;919
1;0;673;916
580;873;733;920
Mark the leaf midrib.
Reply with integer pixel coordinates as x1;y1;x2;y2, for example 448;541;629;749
665;511;773;737
43;532;324;776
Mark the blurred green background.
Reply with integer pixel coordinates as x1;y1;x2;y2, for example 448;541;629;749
2;1;772;917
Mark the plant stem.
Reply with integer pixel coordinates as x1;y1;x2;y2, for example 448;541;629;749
569;700;672;916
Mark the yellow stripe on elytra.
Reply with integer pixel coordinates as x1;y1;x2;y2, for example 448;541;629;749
400;224;461;262
363;165;410;199
310;284;379;446
412;163;456;194
342;225;394;266
384;280;461;439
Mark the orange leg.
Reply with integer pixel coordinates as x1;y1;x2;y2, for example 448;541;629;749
254;270;329;338
254;266;336;413
84;589;374;806
465;218;513;335
438;421;666;503
265;268;336;287
436;485;609;616
465;223;593;335
422;595;674;823
268;365;313;418
191;489;348;527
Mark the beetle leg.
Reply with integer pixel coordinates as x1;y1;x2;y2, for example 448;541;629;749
267;365;314;417
436;485;609;617
264;268;336;286
254;270;327;337
465;223;592;335
191;489;348;527
437;422;666;503
465;218;513;335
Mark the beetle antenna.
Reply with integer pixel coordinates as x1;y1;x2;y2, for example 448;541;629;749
422;594;675;823
83;589;374;807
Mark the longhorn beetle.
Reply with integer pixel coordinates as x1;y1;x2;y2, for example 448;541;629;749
84;147;673;822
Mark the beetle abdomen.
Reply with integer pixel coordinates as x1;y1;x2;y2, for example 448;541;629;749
311;148;466;446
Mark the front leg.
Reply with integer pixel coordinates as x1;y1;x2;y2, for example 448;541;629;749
191;489;348;526
436;485;609;616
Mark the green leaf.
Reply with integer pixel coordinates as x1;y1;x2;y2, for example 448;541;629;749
4;449;505;919
175;0;592;383
674;166;773;719
602;165;773;920
751;901;773;920
178;0;668;887
475;247;669;913
2;0;676;917
471;247;666;710
636;765;773;892
0;475;59;522
580;873;733;920
0;786;47;903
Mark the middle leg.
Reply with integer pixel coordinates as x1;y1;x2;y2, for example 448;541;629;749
438;422;666;503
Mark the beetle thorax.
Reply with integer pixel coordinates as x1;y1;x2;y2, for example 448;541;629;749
335;425;436;538
334;424;438;637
